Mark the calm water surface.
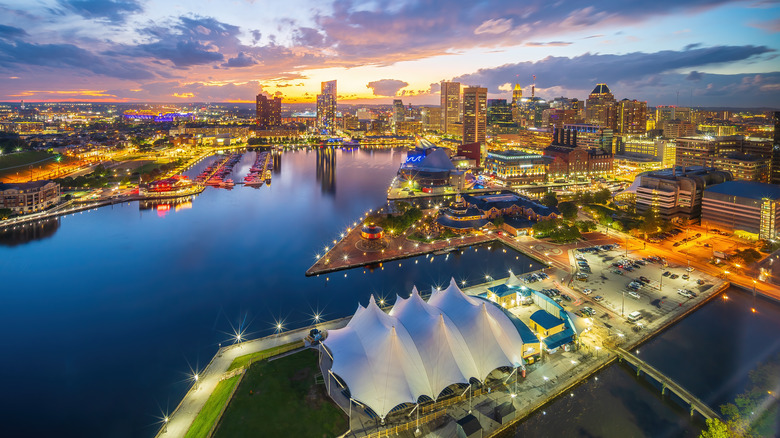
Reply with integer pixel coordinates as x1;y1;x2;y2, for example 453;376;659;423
1;148;778;437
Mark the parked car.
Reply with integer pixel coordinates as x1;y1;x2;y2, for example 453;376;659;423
628;291;640;299
593;295;604;302
662;271;671;277
682;274;690;280
583;289;593;295
670;274;679;279
639;276;650;283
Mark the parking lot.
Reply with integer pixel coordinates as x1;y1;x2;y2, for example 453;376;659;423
566;245;719;326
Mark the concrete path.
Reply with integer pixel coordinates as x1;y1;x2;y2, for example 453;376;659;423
157;317;349;438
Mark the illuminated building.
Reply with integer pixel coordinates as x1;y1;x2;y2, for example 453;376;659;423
557;124;614;152
543;109;581;130
773;111;780;184
316;80;337;134
0;180;60;214
662;120;696;139
713;154;769;182
675;136;742;168
618;138;676;167
698;124;737;137
392;99;405;125
462;86;487;162
511;84;522;123
255;94;281;128
421;107;441;131
495;128;553;151
544;145;613;182
702;181;780;240
515;97;549;128
656;106;691;124
585;83;617;129
617;99;647;135
440;81;461;135
487;99;513;127
635;167;732;222
484;150;546;185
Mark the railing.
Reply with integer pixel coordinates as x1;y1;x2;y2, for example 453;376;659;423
362;409;447;438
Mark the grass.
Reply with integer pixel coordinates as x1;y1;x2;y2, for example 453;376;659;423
184;375;241;438
227;340;304;372
214;349;348;438
0;151;53;170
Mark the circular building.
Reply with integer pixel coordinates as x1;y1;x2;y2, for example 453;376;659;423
361;224;384;240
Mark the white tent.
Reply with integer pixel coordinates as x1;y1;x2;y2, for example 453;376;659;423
324;278;525;419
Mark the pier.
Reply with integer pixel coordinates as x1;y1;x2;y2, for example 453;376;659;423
616;347;720;420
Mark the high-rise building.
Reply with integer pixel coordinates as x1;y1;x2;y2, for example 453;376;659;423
486;99;513;126
675;135;742;168
256;94;282;129
421;107;441;131
392;99;405;125
316;80;337;134
617;99;647;135
585;83;617;129
772;111;780;184
462;86;487;146
440;81;460;135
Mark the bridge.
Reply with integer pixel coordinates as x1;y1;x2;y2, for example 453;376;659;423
616;347;720;420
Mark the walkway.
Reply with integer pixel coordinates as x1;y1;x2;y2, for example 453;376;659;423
156;317;350;438
615;347;720;420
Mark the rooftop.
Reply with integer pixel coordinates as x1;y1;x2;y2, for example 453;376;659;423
704;181;780;201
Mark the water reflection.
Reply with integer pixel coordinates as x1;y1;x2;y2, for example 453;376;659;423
0;217;60;246
316;146;336;195
272;149;282;175
139;196;195;217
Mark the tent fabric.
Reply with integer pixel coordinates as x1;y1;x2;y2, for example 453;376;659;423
324;279;525;419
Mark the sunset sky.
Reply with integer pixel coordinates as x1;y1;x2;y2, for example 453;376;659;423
0;0;778;106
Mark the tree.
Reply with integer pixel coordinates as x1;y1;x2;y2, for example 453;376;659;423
541;191;558;208
593;187;612;204
0;208;12;220
611;221;624;232
699;418;739;438
492;216;505;226
575;220;597;232
558;201;578;221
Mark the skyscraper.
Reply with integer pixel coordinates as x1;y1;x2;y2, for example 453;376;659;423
256;94;282;129
512;84;522;106
617;99;647;135
440;81;460;135
772;111;780;184
486;99;512;126
317;80;337;134
462;86;487;163
585;83;617;129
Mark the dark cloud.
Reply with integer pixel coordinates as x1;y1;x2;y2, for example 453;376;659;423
453;45;773;93
0;40;154;80
221;52;257;68
311;0;739;65
121;80;266;101
0;25;27;40
686;71;704;81
366;79;408;96
57;0;142;23
294;27;327;47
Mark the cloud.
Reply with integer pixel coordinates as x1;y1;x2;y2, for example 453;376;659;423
221;52;257;68
453;45;774;94
686;71;704;81
0;25;27;40
748;18;780;33
366;79;409;96
524;41;572;47
57;0;143;24
474;18;513;35
121;80;266;102
0;40;155;80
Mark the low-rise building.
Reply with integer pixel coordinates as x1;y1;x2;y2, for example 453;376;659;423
483;150;547;186
0;180;60;214
544;144;613;182
713;153;769;182
702;181;780;240
635;166;732;223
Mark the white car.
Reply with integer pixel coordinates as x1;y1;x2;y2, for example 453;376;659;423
582;289;593;295
628;291;640;299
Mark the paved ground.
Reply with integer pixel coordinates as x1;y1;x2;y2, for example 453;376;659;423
157;317;350;438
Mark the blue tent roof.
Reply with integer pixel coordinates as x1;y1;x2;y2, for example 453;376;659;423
530;309;564;330
542;327;576;350
487;284;519;297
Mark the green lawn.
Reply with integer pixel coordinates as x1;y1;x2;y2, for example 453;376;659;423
214;349;348;438
184;375;241;438
226;340;304;372
0;151;53;169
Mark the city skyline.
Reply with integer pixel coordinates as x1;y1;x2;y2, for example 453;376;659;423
0;1;778;106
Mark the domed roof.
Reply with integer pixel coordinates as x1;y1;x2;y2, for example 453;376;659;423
362;224;383;233
591;83;612;95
